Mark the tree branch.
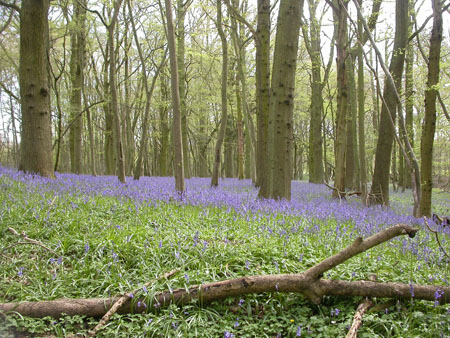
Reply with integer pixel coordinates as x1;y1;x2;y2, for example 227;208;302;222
0;0;19;12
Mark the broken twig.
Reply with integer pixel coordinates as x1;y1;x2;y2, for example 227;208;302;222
87;268;180;336
6;228;57;255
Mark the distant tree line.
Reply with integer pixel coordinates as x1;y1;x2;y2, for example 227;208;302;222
0;0;448;216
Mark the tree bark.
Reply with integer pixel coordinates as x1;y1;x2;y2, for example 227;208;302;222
369;0;408;205
357;3;367;200
268;0;304;200
177;0;190;179
211;0;228;187
108;0;126;183
304;0;324;184
130;0;166;180
255;0;270;193
159;75;170;177
3;225;449;320
165;0;185;192
19;0;54;178
69;0;86;174
332;0;349;198
419;0;442;216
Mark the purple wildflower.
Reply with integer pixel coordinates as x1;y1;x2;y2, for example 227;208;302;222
296;325;302;336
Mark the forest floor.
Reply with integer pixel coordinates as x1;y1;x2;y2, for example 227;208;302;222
0;166;449;337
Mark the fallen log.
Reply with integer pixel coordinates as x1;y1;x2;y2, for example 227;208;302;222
0;278;448;319
1;224;449;319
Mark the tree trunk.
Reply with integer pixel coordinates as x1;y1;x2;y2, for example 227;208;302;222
332;0;348;198
345;58;356;190
69;0;85;174
235;71;245;180
357;6;367;199
255;0;270;193
419;0;442;216
224;116;234;177
104;48;115;176
268;0;304;200
211;0;228;187
177;0;190;179
108;0;126;183
19;0;54;178
404;6;414;189
305;0;324;184
159;75;170;176
129;0;166;180
165;0;185;192
369;0;408;205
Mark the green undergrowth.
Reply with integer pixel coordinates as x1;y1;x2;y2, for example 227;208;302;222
0;177;449;337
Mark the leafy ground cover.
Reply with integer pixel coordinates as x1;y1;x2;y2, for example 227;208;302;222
0;166;449;337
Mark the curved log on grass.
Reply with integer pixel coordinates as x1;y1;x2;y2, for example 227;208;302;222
2;224;449;319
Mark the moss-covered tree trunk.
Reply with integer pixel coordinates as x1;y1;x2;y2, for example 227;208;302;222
108;0;126;183
404;5;415;190
357;4;367;199
255;0;270;194
369;0;408;205
268;0;304;200
332;0;348;198
211;0;228;187
19;0;54;178
419;0;442;216
165;0;185;192
69;0;85;174
176;0;190;178
159;75;170;177
305;0;324;185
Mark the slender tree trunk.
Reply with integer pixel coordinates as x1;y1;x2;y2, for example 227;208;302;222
165;0;185;192
104;47;115;175
332;0;349;198
369;0;408;205
357;5;367;200
176;0;190;179
123;12;134;176
108;0;126;183
159;75;170;176
404;5;414;189
224;116;234;177
19;0;54;178
345;58;356;190
235;70;245;180
211;0;228;187
419;0;442;216
305;0;324;184
268;0;304;200
255;0;270;193
69;0;85;174
129;0;166;180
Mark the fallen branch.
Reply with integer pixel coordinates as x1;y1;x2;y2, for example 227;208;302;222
6;228;57;256
1;224;449;320
346;298;374;338
325;183;361;201
87;268;180;337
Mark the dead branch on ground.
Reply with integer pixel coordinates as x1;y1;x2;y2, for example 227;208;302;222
1;224;449;320
346;298;374;338
87;268;180;337
4;227;57;255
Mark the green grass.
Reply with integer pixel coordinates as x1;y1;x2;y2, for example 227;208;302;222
0;176;449;337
